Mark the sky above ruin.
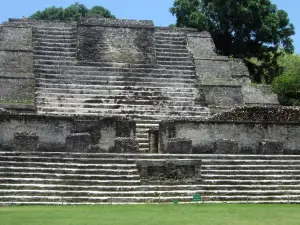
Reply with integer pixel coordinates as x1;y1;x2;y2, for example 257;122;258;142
0;0;299;53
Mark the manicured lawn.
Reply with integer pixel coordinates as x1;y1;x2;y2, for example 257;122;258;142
1;204;300;225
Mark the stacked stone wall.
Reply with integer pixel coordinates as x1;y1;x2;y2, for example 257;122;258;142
0;113;135;152
0;25;35;111
159;107;300;154
77;18;155;64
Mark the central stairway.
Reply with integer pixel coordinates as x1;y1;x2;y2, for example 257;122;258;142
1;152;300;205
34;26;209;152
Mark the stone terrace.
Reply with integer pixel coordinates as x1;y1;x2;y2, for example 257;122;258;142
1;151;300;204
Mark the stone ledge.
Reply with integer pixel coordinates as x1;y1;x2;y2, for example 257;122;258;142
155;27;198;32
187;31;211;38
79;18;154;29
0;104;35;111
211;106;300;123
194;56;229;61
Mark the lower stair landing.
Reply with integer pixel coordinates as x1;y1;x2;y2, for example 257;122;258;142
1;152;300;204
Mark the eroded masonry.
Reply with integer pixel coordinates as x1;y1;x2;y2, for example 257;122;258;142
0;18;300;204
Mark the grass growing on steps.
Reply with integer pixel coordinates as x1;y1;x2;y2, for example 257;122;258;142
1;204;300;225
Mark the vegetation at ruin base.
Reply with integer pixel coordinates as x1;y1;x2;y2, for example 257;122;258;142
272;54;300;106
170;0;295;84
29;2;115;21
1;204;300;225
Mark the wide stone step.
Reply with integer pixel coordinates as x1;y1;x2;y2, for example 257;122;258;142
36;93;196;102
33;34;76;40
155;32;186;38
0;172;140;181
0;167;138;175
65;69;196;76
199;154;300;160
35;89;197;99
37;73;197;81
34;38;77;43
35;30;76;35
38;102;205;112
157;61;194;66
37;106;209;116
156;52;191;58
158;64;195;71
33;50;76;57
200;195;300;202
0;190;194;198
3;195;300;204
156;56;193;62
35;60;76;65
36;67;196;75
155;36;186;41
36;98;198;107
202;159;300;165
2;184;300;194
203;180;300;185
202;174;300;180
202;170;300;175
75;62;155;69
0;161;137;171
0;196;195;204
34;46;77;52
3;152;300;161
155;39;186;45
155;43;187;49
33;42;76;48
36;83;198;92
0;178;141;186
156;48;190;54
36;79;195;88
4;183;300;192
34;56;75;61
37;111;208;120
2;189;300;198
36;91;197;100
0;156;136;164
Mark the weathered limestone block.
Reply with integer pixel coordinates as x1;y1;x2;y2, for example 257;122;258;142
201;84;244;106
0;27;32;51
77;19;155;64
187;32;217;58
66;133;92;152
195;58;231;81
0;51;33;74
136;159;202;182
114;137;139;153
242;85;279;106
229;58;250;82
259;140;284;155
215;139;239;154
13;132;39;151
0;78;35;104
167;138;192;154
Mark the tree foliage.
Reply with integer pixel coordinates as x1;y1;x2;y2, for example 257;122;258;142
29;2;115;21
170;0;295;83
272;54;300;106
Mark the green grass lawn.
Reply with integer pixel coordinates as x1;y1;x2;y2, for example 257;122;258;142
1;204;300;225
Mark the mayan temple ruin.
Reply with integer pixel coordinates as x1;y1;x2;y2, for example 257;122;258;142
0;17;300;204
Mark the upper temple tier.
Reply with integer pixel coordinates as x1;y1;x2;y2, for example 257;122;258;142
0;17;279;118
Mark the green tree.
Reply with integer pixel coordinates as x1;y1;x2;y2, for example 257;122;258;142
272;54;300;106
88;6;116;19
29;2;115;21
170;0;295;83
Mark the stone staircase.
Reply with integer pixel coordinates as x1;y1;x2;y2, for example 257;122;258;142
1;152;300;205
34;27;209;151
